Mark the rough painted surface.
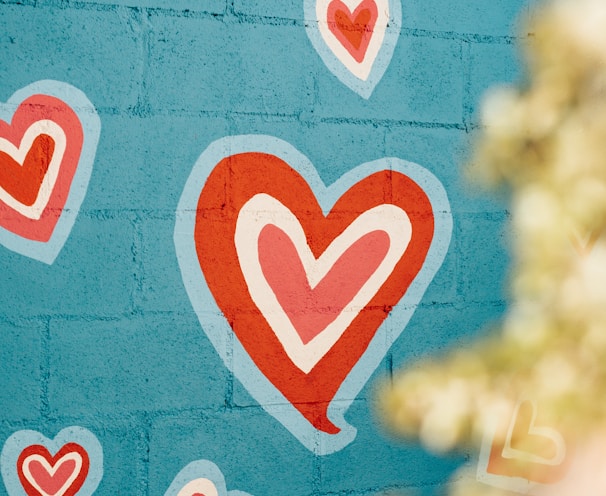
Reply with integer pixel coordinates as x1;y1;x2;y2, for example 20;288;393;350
0;0;531;494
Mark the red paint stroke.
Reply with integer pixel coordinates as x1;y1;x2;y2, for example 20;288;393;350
328;0;379;63
194;152;434;434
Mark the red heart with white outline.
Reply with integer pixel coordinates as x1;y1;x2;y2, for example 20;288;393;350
17;443;89;496
313;0;392;82
0;94;84;243
194;151;435;434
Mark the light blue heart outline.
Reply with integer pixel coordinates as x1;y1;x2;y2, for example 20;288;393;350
165;460;252;496
0;80;100;264
304;0;402;99
0;426;104;496
174;135;452;455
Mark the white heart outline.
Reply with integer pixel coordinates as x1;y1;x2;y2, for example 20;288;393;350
22;451;83;496
0;80;100;264
0;120;67;220
304;0;402;98
235;193;412;373
174;134;452;455
0;426;103;496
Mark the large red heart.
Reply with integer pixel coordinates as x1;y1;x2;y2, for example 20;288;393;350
16;443;90;496
327;0;379;63
194;152;434;434
0;94;84;243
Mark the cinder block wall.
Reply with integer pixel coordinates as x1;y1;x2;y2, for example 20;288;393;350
0;1;533;494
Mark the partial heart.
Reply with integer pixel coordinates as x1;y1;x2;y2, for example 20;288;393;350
1;427;103;496
477;398;571;493
165;460;252;496
0;81;100;264
174;135;452;454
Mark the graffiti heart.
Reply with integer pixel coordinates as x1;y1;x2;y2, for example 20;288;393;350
1;426;103;496
0;80;100;264
165;460;252;496
477;398;570;494
174;135;451;454
304;0;402;98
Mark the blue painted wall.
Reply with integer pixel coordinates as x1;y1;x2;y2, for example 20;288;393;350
0;0;532;494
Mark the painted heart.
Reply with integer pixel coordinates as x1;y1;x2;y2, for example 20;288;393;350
1;427;103;496
477;399;570;493
174;135;452;454
165;460;252;496
304;0;402;98
0;80;100;264
17;443;88;496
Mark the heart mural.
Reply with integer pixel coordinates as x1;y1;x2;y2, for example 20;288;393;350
165;460;251;496
304;0;402;98
174;135;451;454
477;398;570;494
0;80;100;264
1;426;103;496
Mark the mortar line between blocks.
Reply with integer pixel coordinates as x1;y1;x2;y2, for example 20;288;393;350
40;317;51;420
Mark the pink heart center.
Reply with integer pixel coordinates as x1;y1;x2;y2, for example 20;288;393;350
28;458;76;495
328;0;379;62
258;224;390;344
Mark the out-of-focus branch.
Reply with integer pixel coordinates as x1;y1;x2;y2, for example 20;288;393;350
377;0;606;493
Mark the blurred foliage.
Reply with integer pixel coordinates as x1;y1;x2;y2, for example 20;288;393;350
377;0;606;493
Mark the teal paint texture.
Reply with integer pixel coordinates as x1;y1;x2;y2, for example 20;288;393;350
0;0;532;494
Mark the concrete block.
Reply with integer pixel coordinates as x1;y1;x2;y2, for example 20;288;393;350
136;218;198;314
402;0;529;37
315;35;464;124
75;0;226;13
232;0;302;21
389;302;507;370
0;319;43;421
457;212;511;303
147;15;314;114
85;113;229;212
0;5;143;111
48;313;228;416
0;217;135;318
